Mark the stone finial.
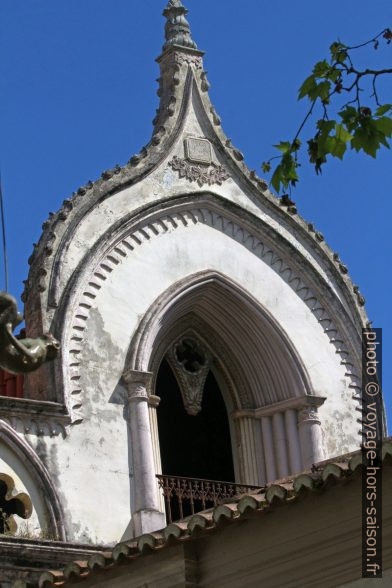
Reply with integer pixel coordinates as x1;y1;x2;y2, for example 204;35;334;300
163;0;198;51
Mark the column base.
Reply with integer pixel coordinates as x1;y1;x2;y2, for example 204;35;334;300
133;509;166;537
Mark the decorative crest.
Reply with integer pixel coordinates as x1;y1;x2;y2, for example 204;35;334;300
163;0;198;51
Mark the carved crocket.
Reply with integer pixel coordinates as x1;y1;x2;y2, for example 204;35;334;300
0;292;59;374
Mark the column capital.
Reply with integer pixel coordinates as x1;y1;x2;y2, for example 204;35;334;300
122;370;153;400
298;396;325;425
298;402;325;466
298;405;321;425
148;394;161;408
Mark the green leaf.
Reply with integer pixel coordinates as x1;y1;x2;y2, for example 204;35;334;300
330;41;347;60
317;134;331;158
281;152;299;184
326;136;347;159
339;106;357;120
273;141;291;153
308;80;331;101
335;50;348;64
327;67;341;83
298;75;317;100
351;126;379;158
335;123;352;143
262;162;271;173
318;81;331;100
378;134;391;149
313;60;330;77
307;138;327;174
310;120;352;164
271;165;283;193
315;120;335;159
375;104;392;116
317;119;336;134
270;152;299;193
339;106;359;132
374;116;392;137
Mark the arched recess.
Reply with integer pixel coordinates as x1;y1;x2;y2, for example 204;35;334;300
58;194;364;452
55;194;358;536
125;271;323;488
128;271;312;402
0;420;66;540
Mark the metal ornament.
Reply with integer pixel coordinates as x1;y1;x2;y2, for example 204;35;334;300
0;292;59;374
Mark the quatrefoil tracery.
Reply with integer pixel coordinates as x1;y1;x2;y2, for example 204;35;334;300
0;473;32;534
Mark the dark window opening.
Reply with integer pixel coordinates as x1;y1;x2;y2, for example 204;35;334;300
156;358;235;482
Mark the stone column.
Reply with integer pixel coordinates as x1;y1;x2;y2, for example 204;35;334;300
284;409;303;474
236;416;266;486
148;394;165;512
298;405;325;469
261;416;277;483
123;370;165;536
272;412;289;479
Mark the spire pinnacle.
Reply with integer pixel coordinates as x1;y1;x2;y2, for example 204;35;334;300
162;0;198;52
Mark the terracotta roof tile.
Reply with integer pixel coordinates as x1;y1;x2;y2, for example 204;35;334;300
163;521;188;542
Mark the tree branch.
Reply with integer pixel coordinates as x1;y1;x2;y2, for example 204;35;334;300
262;29;392;194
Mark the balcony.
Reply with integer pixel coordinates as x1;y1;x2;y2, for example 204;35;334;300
157;474;263;524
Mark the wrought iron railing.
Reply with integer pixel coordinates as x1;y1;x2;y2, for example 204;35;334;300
156;474;263;524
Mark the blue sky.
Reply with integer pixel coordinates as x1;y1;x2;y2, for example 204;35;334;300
0;1;390;425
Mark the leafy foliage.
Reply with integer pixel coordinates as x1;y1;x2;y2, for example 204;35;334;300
262;29;392;195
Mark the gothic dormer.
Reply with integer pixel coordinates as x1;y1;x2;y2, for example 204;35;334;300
7;1;381;544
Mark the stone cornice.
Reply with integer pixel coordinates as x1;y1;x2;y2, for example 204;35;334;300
231;395;327;420
0;536;109;578
156;44;205;63
0;397;70;436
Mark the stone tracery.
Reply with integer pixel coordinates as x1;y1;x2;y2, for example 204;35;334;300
0;473;32;535
168;336;211;415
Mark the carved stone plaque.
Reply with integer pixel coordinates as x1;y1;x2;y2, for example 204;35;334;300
185;138;212;164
